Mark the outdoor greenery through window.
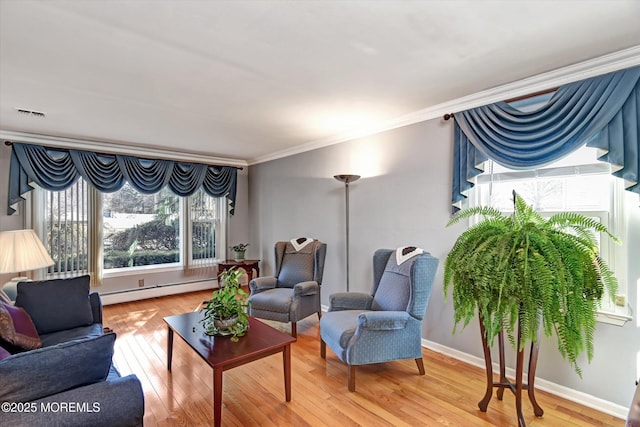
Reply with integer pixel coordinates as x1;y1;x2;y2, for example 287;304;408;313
103;184;180;269
39;180;225;279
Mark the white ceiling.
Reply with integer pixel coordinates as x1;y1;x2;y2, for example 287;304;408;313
1;1;640;165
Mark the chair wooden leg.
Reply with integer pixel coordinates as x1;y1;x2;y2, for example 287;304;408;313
317;311;322;320
348;365;356;392
291;322;297;338
320;339;326;358
415;358;425;375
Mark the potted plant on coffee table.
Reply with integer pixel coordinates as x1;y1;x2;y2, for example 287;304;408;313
201;267;249;342
444;191;618;425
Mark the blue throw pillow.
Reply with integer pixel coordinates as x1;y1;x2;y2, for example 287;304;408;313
15;275;93;334
0;333;115;402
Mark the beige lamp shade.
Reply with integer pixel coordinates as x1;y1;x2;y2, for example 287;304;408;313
0;229;54;274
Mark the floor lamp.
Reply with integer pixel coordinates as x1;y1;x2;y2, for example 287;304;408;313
334;174;360;292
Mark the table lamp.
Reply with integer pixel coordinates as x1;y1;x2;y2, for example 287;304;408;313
0;229;54;300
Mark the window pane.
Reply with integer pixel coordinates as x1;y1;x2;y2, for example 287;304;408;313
487;174;610;213
103;184;180;269
44;179;89;275
564;175;610;211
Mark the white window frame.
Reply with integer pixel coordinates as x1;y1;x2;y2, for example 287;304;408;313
470;153;630;326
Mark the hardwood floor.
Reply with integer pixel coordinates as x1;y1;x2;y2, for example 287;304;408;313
103;290;623;426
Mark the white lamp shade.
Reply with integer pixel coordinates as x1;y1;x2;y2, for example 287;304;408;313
0;229;54;274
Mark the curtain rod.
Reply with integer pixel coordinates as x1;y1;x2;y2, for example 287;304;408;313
4;140;243;170
442;87;558;121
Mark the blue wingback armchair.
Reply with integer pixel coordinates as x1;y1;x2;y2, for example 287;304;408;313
249;239;327;337
320;247;439;392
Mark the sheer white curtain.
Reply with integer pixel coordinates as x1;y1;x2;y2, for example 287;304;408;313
185;189;225;276
29;179;102;286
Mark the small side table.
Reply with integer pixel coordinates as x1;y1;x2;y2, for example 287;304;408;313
217;259;260;282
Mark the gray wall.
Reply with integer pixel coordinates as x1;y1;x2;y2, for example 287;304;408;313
229;167;251;257
248;117;640;409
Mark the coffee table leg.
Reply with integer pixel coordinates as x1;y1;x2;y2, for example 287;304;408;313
213;368;223;427
167;327;174;371
283;343;291;401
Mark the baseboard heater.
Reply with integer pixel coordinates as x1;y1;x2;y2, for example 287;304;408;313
100;279;216;305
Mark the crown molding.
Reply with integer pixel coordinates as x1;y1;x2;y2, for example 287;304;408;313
0;130;248;167
249;45;640;166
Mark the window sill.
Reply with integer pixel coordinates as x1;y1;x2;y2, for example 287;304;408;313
103;263;183;278
596;306;632;326
102;261;223;278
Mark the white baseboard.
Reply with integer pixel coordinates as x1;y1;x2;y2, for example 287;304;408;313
100;280;216;305
422;339;628;420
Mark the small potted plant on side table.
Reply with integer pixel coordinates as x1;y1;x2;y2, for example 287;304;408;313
231;243;249;261
201;267;249;342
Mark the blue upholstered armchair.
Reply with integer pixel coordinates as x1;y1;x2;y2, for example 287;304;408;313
320;247;439;392
248;238;327;337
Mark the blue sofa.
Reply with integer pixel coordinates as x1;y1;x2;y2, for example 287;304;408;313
0;276;144;426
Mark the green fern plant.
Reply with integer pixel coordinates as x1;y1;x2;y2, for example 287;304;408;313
444;192;618;376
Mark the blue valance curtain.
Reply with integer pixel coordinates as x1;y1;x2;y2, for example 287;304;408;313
452;66;640;210
8;143;238;214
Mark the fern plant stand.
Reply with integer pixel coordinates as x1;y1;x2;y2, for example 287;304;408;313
478;316;544;427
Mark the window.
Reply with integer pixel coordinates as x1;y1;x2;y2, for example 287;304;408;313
103;184;181;270
471;146;630;324
34;181;227;281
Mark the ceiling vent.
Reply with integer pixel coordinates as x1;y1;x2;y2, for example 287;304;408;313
16;108;46;118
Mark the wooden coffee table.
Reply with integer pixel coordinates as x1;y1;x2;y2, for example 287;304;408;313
164;312;296;427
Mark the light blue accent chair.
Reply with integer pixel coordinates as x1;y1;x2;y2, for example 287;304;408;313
320;248;439;392
249;239;327;337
